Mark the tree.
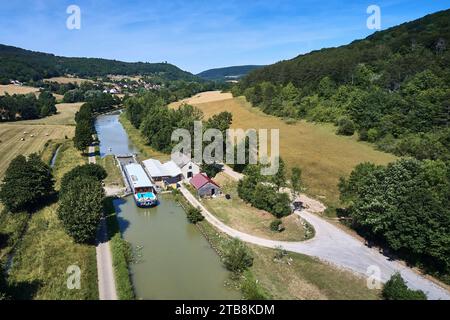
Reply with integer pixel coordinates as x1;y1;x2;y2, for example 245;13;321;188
57;176;104;243
60;164;107;195
200;163;222;179
74;119;94;152
382;273;427;300
339;159;450;275
222;239;254;274
0;154;55;212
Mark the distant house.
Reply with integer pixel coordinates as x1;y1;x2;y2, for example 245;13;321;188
142;159;183;185
171;152;200;180
190;173;221;197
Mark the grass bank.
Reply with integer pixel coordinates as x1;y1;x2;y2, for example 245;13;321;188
118;112;169;161
104;197;134;300
198;219;380;300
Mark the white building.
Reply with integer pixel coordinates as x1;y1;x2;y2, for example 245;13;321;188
171;152;200;180
142;159;183;184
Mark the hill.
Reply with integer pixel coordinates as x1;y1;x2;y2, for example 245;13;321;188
197;65;265;81
234;9;450;161
0;44;199;83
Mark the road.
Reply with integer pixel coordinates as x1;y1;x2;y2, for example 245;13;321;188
89;146;118;300
180;167;450;300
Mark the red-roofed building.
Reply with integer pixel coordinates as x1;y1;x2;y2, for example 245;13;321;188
190;173;221;197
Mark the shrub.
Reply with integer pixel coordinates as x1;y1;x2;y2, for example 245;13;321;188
186;207;204;224
382;273;427;300
337;117;355;136
222;239;254;274
270;219;284;232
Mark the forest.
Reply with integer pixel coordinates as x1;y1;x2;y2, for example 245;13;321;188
0;44;199;83
233;9;450;161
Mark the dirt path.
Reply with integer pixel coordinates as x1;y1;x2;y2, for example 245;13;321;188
89;146;118;300
179;168;450;300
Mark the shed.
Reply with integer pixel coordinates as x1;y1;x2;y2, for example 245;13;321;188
190;173;221;197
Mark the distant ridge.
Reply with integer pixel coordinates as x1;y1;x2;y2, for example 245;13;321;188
197;65;265;81
0;44;200;83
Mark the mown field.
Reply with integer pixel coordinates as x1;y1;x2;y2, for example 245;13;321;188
0;124;74;179
0;84;39;96
171;91;397;207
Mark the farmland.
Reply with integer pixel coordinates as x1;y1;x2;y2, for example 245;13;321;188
44;76;93;85
170;91;397;207
0;124;74;179
0;84;39;96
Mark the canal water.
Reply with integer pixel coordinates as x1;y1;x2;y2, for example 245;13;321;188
95;112;240;300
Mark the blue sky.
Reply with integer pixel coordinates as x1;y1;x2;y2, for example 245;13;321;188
0;0;449;73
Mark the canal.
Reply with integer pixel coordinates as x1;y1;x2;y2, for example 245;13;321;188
95;112;240;300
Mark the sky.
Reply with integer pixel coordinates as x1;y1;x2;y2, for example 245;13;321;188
0;0;449;74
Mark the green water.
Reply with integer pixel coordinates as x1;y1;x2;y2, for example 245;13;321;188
96;113;239;300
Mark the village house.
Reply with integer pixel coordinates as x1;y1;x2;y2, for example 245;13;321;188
171;152;200;180
190;173;221;198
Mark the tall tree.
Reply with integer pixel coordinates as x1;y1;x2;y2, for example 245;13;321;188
0;154;55;212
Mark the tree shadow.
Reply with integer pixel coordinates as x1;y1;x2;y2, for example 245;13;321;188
7;279;42;300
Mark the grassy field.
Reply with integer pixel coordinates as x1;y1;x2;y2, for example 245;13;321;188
203;173;310;241
198;220;380;300
0;124;74;179
0;84;39;96
16;103;83;126
171;92;397;207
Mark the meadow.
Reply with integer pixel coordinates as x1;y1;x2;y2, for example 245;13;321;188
0;84;39;96
171;91;397;207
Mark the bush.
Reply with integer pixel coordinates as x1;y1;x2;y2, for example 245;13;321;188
270;219;284;232
241;271;269;300
222;239;254;274
57;176;104;244
186;207;204;224
382;273;427;300
337;117;355;136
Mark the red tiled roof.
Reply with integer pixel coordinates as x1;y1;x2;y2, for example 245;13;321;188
190;173;220;190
